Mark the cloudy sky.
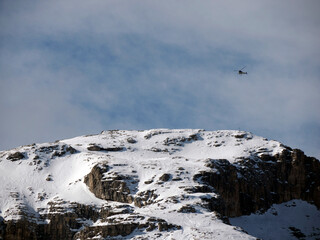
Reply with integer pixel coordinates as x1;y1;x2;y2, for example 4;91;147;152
1;0;319;158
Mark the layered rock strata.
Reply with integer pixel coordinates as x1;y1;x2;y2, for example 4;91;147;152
194;149;320;217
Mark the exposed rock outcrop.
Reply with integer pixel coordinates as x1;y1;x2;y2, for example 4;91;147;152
37;144;77;157
134;190;159;207
194;149;320;217
6;152;25;161
127;137;137;144
2;202;101;240
74;216;181;239
1;203;180;240
87;144;124;152
159;173;171;182
84;163;134;203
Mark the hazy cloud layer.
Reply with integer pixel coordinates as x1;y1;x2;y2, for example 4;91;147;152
1;0;319;158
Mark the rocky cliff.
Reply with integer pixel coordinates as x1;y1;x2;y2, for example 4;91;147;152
0;129;319;239
194;148;320;218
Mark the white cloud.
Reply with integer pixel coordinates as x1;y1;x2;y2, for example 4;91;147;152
1;0;319;158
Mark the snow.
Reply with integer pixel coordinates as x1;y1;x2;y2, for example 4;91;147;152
230;200;320;240
1;129;316;239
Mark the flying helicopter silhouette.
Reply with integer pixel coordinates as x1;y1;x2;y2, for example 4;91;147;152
234;66;247;75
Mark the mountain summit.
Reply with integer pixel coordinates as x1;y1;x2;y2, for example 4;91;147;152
0;129;319;239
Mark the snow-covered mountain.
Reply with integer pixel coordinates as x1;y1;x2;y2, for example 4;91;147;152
0;129;319;239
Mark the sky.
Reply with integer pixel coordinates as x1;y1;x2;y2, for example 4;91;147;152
0;0;320;158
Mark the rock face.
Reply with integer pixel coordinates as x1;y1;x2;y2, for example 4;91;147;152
87;144;124;152
6;152;25;161
84;163;134;203
74;216;181;240
0;129;319;240
194;149;320;217
2;200;100;240
1;200;180;240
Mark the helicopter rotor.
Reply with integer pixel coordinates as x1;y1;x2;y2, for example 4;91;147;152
234;66;246;72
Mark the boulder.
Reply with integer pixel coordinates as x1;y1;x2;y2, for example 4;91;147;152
159;173;171;182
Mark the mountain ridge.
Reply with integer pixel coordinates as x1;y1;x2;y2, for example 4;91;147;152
0;129;319;239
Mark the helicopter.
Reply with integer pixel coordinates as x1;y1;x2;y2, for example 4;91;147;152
234;66;247;75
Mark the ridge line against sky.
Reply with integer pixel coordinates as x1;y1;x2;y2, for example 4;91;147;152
0;0;319;158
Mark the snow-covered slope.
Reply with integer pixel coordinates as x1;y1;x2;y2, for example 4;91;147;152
230;200;320;240
0;129;319;239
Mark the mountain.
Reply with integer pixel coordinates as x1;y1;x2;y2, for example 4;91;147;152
0;129;319;240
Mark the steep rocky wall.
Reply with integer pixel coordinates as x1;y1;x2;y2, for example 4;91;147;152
194;149;320;217
1;203;100;240
74;217;181;239
1;210;180;240
83;163;134;203
0;197;181;240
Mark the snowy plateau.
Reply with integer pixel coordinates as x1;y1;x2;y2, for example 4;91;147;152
0;129;319;240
